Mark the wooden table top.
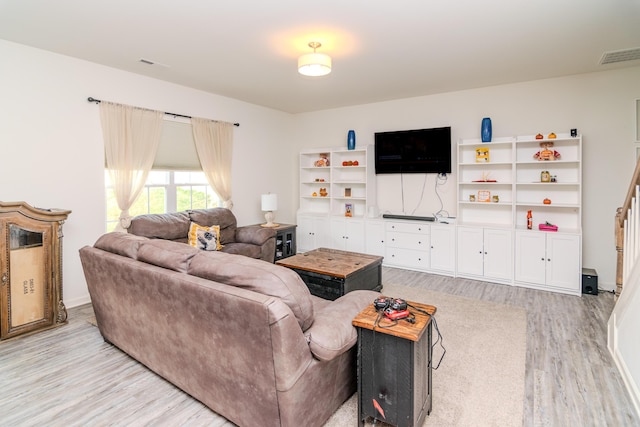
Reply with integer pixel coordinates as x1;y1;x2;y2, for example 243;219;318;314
352;300;437;342
275;248;383;278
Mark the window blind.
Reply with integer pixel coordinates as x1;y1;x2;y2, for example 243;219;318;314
153;119;201;170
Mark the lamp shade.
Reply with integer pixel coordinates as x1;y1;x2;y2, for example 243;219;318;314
298;53;332;77
261;193;278;211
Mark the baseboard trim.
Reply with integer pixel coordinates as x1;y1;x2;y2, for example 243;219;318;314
65;294;92;308
612;343;640;419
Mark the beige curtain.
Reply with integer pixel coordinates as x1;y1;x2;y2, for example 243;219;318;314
99;102;164;231
191;118;234;209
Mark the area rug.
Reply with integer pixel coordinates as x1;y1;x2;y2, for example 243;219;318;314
324;283;527;427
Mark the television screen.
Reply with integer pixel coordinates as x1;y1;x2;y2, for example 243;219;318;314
374;126;452;174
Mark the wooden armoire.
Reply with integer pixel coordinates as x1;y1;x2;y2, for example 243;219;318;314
0;201;71;340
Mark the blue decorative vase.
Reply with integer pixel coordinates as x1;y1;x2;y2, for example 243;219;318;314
347;130;356;150
481;118;492;142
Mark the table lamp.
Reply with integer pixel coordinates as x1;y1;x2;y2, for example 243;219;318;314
261;193;279;227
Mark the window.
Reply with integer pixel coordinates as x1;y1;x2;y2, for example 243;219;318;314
105;170;220;232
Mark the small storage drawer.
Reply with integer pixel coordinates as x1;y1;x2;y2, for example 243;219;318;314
386;231;429;251
385;221;430;234
386;247;430;269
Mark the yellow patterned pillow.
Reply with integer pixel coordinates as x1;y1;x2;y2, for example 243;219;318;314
188;223;222;251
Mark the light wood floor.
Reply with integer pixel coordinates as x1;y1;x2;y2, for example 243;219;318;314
1;267;638;426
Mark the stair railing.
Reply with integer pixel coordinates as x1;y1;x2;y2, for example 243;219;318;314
615;157;640;297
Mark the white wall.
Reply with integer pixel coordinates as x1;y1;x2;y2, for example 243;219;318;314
0;40;295;307
292;66;640;290
3;38;639;305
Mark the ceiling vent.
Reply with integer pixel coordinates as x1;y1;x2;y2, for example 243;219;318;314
600;47;640;65
138;58;169;68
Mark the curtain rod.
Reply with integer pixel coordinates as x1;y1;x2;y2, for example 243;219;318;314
87;97;239;127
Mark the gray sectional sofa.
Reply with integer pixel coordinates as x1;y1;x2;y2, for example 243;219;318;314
79;231;379;427
128;207;277;262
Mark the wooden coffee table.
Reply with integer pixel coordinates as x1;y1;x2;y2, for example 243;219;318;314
275;248;383;300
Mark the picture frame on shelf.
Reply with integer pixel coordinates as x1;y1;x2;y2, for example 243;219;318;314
344;188;352;198
476;147;490;163
345;203;353;217
477;190;491;203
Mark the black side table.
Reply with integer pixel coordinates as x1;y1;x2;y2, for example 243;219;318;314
270;223;297;261
352;301;436;427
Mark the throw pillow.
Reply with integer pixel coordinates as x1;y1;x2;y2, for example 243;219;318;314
188;222;222;251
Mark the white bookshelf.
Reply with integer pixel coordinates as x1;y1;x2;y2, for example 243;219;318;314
456;133;582;295
298;146;375;219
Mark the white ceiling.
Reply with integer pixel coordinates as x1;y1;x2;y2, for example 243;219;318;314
1;0;639;114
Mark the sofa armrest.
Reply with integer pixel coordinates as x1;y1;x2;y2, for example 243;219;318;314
236;225;276;246
304;290;380;362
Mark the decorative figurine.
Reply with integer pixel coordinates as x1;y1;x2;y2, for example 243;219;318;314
314;153;330;167
533;142;561;161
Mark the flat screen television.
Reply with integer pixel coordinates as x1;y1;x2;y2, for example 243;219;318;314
374;126;452;174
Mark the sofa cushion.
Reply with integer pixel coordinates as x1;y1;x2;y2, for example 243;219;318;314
137;239;199;273
129;211;191;240
188;222;222;251
189;251;315;331
93;231;149;259
219;242;261;259
93;232;148;259
188;208;237;245
305;290;379;362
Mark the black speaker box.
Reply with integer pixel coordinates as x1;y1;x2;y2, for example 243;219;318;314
582;268;598;295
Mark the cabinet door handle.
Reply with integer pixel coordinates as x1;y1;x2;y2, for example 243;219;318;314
541;258;545;261
547;258;551;262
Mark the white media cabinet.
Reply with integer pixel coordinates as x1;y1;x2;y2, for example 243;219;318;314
297;133;582;296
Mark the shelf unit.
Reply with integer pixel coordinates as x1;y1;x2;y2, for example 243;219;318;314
457;134;581;232
298;146;375;219
514;135;582;234
457;137;515;227
457;133;582;295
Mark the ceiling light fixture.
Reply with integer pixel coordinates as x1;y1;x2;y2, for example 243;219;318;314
298;42;332;77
